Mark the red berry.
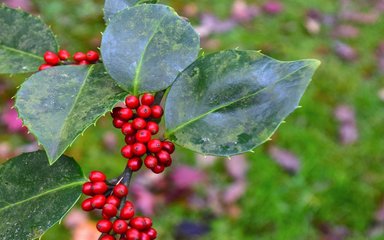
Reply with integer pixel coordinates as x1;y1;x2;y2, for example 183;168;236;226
113;118;125;128
89;171;106;182
146;228;157;239
129;217;147;231
96;219;113;233
126;228;141;240
100;234;115;240
125;135;136;145
122;123;136;136
141;93;155;106
106;195;121;207
92;195;106;209
113;184;128;198
86;50;99;63
147;139;162;153
118;108;133;121
113;219;128;234
81;198;94;211
141;233;151;240
92;181;108;194
146;122;159;135
156;150;171;165
143;217;153;228
111;107;121;118
78;60;89;65
38;64;52;71
137;105;152;118
73;52;86;62
132;118;147;130
82;182;93;195
102;203;118;217
58;49;70;60
127;157;143;171
152;165;165;174
151;105;163;119
162;141;175;154
144;155;158;169
125;96;140;109
135;130;152;143
44;51;60;65
120;202;135;219
121;145;134;159
132;143;147;156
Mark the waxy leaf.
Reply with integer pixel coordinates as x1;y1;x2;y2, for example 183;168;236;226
104;0;158;23
165;50;320;156
0;5;58;74
0;151;85;240
101;4;200;95
15;64;127;164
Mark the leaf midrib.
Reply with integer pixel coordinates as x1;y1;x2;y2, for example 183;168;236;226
0;44;43;60
165;62;315;137
0;181;84;212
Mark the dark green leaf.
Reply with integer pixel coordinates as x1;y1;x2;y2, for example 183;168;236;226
0;5;58;74
15;64;127;164
0;151;85;240
101;4;200;95
165;50;320;156
104;0;158;23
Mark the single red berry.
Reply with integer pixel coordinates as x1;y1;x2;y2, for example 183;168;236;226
132;143;147;156
142;217;153;228
121;145;134;159
141;93;155;106
58;49;71;60
144;155;158;169
92;181;108;194
78;60;89;65
129;217;148;231
44;51;60;65
96;219;113;233
81;198;94;211
146;122;159;135
156;150;171;165
118;108;133;121
38;64;52;71
125;135;136;145
113;184;129;198
151;105;163;119
113;219;128;234
82;182;93;195
86;50;99;63
92;195;106;209
126;228;141;240
73;52;87;62
140;233;151;240
113;118;125;128
132;118;147;130
125;96;140;109
102;203;118;217
127;157;143;171
120;202;135;219
163;157;172;167
100;234;115;240
106;195;121;207
162;141;175;154
135;130;152;143
147;139;162;153
137;105;152;118
152;165;165;174
111;107;122;118
122;123;136;135
146;228;157;239
89;171;106;182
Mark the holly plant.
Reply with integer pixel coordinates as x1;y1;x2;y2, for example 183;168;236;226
0;1;320;240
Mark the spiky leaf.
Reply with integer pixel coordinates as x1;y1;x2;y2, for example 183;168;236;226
101;4;200;95
15;64;126;164
0;5;58;74
165;50;320;156
104;0;158;23
0;151;85;240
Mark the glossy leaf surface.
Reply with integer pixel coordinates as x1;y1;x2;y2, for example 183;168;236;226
104;0;158;23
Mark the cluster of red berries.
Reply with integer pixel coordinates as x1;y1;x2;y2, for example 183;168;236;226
81;171;157;240
38;49;100;71
111;93;175;174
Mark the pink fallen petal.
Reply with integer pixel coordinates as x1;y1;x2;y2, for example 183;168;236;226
268;146;300;173
170;165;206;189
131;184;156;215
332;25;360;39
222;181;246;204
231;0;260;23
225;155;248;180
1;101;27;133
195;14;236;38
334;41;358;61
334;105;358;145
102;131;118;151
3;0;32;11
262;1;283;15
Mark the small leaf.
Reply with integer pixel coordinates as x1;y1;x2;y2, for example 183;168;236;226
165;50;320;156
0;151;85;240
101;4;200;95
104;0;158;23
0;5;58;74
15;64;127;164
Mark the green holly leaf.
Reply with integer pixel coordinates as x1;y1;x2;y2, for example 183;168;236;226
15;64;127;164
101;4;200;95
165;50;320;156
0;151;85;240
104;0;159;23
0;5;58;74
